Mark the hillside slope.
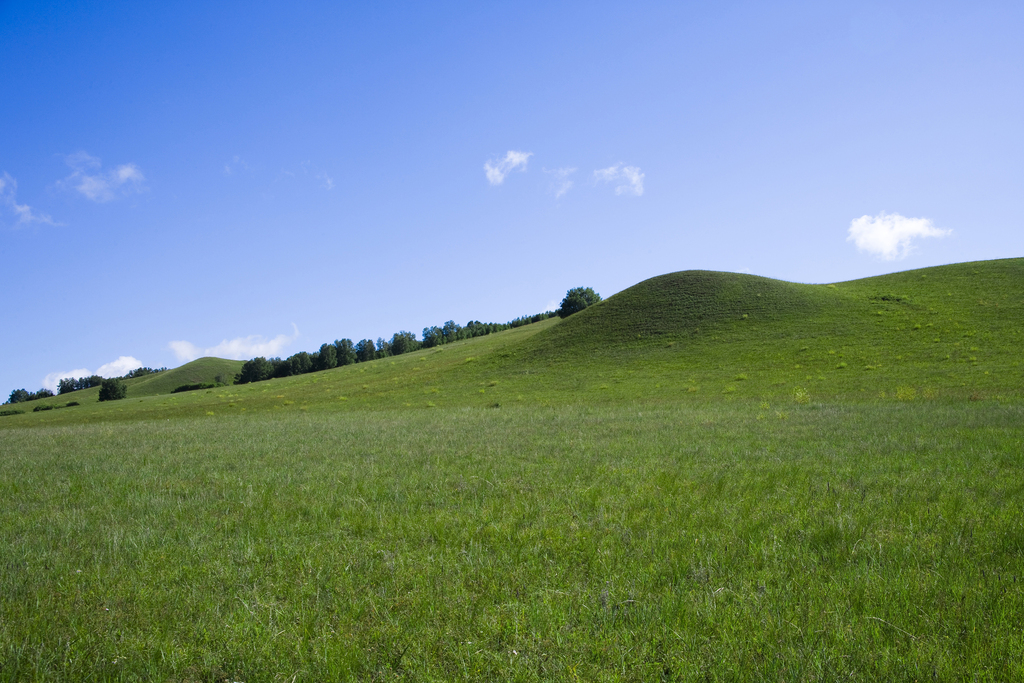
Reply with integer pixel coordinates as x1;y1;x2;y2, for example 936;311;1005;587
127;357;244;397
3;258;1021;427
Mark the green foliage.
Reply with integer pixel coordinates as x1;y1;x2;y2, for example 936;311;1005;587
236;357;274;384
287;351;312;376
315;343;337;370
334;339;356;366
31;404;54;412
355;338;376;363
557;286;602;318
123;366;165;379
390;330;420;356
171;383;219;393
0;408;24;416
7;389;30;404
98;378;127;402
58;374;103;394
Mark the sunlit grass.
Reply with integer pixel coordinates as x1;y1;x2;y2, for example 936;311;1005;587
2;402;1023;680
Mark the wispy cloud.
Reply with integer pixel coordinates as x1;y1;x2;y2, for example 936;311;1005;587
594;164;645;196
41;356;144;392
484;151;532;186
0;172;56;226
223;155;253;175
58;152;146;202
847;211;951;260
273;161;334;191
544;167;577;198
169;325;300;362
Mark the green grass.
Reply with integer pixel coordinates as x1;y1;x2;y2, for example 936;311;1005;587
2;403;1023;681
4;258;1021;428
1;257;1023;680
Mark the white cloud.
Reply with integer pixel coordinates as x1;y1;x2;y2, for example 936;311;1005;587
41;368;92;393
169;325;300;362
223;155;253;175
544;167;577;198
593;164;645;196
544;299;560;312
40;356;144;392
847;211;951;260
96;356;145;377
484;150;532;186
59;152;146;202
0;172;56;226
317;172;335;190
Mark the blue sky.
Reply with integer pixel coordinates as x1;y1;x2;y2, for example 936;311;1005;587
2;0;1022;395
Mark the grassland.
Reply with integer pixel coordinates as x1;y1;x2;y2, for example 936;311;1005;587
1;258;1022;681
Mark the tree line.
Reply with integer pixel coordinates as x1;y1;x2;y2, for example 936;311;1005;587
235;312;560;384
5;367;166;404
4;287;603;402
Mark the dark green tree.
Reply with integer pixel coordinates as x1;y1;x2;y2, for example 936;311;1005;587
421;326;443;348
390;331;419;356
7;389;30;404
236;357;274;384
58;378;77;395
355;338;376;363
98;378;127;402
557;287;602;318
288;351;313;376
334;339;356;366
442;320;461;343
316;343;338;370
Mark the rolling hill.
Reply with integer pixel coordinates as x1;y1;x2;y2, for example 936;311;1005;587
3;257;1021;426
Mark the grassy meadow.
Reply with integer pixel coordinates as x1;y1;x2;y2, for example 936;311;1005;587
1;258;1023;681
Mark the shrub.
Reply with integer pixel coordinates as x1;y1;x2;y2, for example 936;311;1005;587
98;378;128;402
172;383;218;393
557;287;602;318
32;404;54;412
65;402;80;407
236;357;274;384
0;409;24;416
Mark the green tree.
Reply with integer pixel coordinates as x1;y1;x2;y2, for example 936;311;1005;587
355;339;376;363
334;339;356;366
316;343;338;370
98;378;127;402
288;351;313;376
58;378;77;395
7;389;30;404
236;357;274;384
390;331;419;356
557;287;602;318
421;326;443;348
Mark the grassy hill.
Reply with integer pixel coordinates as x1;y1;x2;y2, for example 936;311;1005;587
2;258;1021;427
126;356;244;397
2;258;1023;680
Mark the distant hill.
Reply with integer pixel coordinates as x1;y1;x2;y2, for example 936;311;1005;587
125;357;245;397
4;258;1021;426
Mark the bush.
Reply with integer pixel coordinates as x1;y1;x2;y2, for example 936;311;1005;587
0;409;24;416
236;357;274;384
172;383;218;393
98;378;128;402
557;287;602;318
65;402;80;407
33;404;54;412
